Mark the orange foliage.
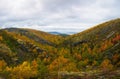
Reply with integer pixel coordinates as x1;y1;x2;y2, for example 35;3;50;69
0;60;7;71
31;60;38;69
112;34;120;44
49;56;69;71
100;44;107;52
100;39;113;52
49;56;78;71
112;54;120;63
75;53;82;60
0;35;2;41
100;59;113;71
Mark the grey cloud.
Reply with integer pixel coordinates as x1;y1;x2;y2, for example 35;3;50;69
0;0;120;33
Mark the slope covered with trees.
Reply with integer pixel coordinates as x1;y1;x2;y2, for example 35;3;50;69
0;18;120;79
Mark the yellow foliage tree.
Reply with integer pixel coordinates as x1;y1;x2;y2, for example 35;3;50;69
0;60;7;71
100;59;113;72
0;35;2;41
9;61;37;79
31;59;38;76
49;56;78;72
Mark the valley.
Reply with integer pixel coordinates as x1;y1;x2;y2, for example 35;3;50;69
0;18;120;79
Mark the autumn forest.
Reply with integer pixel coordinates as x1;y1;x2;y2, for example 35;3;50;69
0;18;120;79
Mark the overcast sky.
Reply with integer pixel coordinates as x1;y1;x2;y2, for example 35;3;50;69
0;0;120;33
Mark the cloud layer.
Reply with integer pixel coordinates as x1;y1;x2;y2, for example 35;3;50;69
0;0;120;33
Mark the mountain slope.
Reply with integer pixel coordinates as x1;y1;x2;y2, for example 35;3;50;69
68;18;120;43
0;28;64;66
64;18;120;69
5;28;63;45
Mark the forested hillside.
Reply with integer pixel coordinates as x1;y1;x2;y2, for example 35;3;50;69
0;18;120;79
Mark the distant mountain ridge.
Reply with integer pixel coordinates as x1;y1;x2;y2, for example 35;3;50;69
49;32;65;35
